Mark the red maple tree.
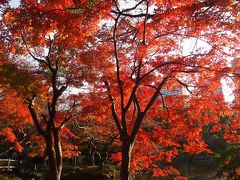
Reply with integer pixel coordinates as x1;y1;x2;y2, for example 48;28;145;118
0;0;239;180
1;0;111;179
97;0;239;179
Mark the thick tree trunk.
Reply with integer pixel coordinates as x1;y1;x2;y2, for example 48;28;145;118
45;132;62;180
120;140;133;180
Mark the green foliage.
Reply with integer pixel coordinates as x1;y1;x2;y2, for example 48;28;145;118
216;143;240;179
0;175;21;180
62;164;118;179
202;127;226;154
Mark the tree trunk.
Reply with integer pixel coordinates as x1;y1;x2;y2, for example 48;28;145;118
91;152;95;166
53;129;63;180
74;156;77;166
45;132;62;180
120;140;133;180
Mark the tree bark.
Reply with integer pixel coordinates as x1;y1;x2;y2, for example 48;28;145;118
120;139;133;180
45;132;62;180
53;129;63;180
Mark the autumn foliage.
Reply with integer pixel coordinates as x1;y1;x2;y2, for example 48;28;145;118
0;0;240;180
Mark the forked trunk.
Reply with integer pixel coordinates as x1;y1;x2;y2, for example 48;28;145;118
45;131;62;180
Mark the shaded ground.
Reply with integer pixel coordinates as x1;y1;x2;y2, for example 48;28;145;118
0;162;227;180
134;171;226;180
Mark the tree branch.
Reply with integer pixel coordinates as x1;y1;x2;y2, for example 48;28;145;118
143;77;169;115
28;100;46;136
57;98;77;130
142;1;149;45
21;35;48;66
176;79;193;94
111;10;154;18
104;81;122;132
130;77;169;142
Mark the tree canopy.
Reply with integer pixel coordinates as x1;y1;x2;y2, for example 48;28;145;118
0;0;239;180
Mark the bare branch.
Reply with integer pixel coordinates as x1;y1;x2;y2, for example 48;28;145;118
28;101;46;136
133;94;141;113
211;91;226;117
140;54;217;81
113;15;125;112
58;115;72;130
130;77;169;142
112;0;120;12
111;10;154;18
104;81;122;132
143;77;169;115
21;35;48;66
142;1;149;45
176;79;193;94
124;59;142;114
159;92;170;119
121;0;146;13
57;98;77;130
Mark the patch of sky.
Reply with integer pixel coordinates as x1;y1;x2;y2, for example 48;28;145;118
221;78;235;103
9;0;20;8
181;37;212;56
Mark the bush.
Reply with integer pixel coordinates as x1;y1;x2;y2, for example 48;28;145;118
0;175;21;180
